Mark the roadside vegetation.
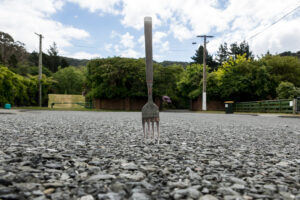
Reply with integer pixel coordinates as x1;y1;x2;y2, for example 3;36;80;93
1;31;300;108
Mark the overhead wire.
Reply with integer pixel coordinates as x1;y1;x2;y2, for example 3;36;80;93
247;4;300;41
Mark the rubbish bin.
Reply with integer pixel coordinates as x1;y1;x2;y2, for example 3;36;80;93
4;104;11;109
224;101;234;114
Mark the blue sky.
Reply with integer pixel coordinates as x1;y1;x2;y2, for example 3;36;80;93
1;0;300;62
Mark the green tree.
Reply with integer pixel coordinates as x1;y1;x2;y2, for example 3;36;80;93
60;58;69;68
261;55;300;87
216;42;229;64
177;64;204;99
52;66;85;94
191;45;218;71
86;57;147;99
47;42;60;72
0;65;53;106
276;81;300;99
229;41;253;59
215;54;273;101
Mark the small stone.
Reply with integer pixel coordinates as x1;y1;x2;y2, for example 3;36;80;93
199;194;218;200
131;192;150;200
32;190;44;196
229;177;246;185
60;173;70;181
43;188;55;194
98;192;122;200
79;194;94;200
86;174;116;182
263;184;276;192
202;188;209;194
217;187;238;195
231;184;245;190
119;172;145;181
276;161;289;167
209;160;220;166
121;162;138;170
43;182;64;188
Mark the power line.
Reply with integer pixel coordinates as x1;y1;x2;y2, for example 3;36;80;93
247;4;300;40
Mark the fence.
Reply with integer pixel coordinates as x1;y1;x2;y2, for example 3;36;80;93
50;102;93;109
234;99;294;113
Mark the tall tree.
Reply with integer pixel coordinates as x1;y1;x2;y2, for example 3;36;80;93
191;45;218;71
229;41;253;59
216;42;229;64
0;31;27;66
47;42;60;72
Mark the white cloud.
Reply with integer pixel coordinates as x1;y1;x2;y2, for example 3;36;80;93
120;49;140;58
159;41;169;53
0;0;90;53
104;43;113;52
153;31;167;44
67;0;121;15
85;0;300;56
67;51;101;59
120;32;135;48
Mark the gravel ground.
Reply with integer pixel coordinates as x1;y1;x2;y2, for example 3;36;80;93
0;110;300;200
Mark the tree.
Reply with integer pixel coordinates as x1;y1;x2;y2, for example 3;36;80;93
0;31;28;66
276;81;300;99
47;42;60;72
86;57;147;99
177;64;204;99
216;42;229;64
60;58;69;68
191;45;218;71
229;41;253;59
261;55;300;87
52;66;85;94
216;41;253;62
214;54;274;101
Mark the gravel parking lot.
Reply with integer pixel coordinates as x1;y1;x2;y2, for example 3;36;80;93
0;110;300;200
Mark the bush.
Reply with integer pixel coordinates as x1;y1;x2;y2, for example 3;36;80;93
0;65;54;106
276;81;300;99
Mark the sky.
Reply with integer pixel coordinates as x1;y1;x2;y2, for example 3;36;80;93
1;0;300;62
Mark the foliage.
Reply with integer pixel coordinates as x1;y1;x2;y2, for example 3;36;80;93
215;54;273;101
86;57;185;107
216;41;253;64
177;64;203;99
52;66;85;94
191;45;218;71
0;65;54;106
276;82;300;99
0;31;28;67
260;55;300;87
86;57;147;99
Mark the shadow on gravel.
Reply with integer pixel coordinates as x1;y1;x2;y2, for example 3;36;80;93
0;112;16;115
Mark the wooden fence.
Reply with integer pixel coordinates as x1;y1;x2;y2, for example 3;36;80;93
234;99;293;113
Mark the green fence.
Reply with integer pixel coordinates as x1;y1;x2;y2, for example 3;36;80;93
234;99;293;113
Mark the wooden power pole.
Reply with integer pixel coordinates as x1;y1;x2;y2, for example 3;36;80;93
35;33;43;107
197;35;213;111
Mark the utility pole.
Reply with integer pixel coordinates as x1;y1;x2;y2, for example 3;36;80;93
197;35;213;111
35;33;43;107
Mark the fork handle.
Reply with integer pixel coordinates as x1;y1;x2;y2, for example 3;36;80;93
144;17;153;102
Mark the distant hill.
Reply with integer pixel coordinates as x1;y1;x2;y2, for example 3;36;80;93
62;56;89;67
279;51;300;59
158;60;190;67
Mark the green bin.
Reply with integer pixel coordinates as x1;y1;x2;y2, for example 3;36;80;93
4;104;11;109
225;101;234;114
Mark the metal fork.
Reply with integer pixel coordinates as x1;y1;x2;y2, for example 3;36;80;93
142;17;160;144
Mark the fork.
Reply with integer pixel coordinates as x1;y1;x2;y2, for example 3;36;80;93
142;16;160;144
